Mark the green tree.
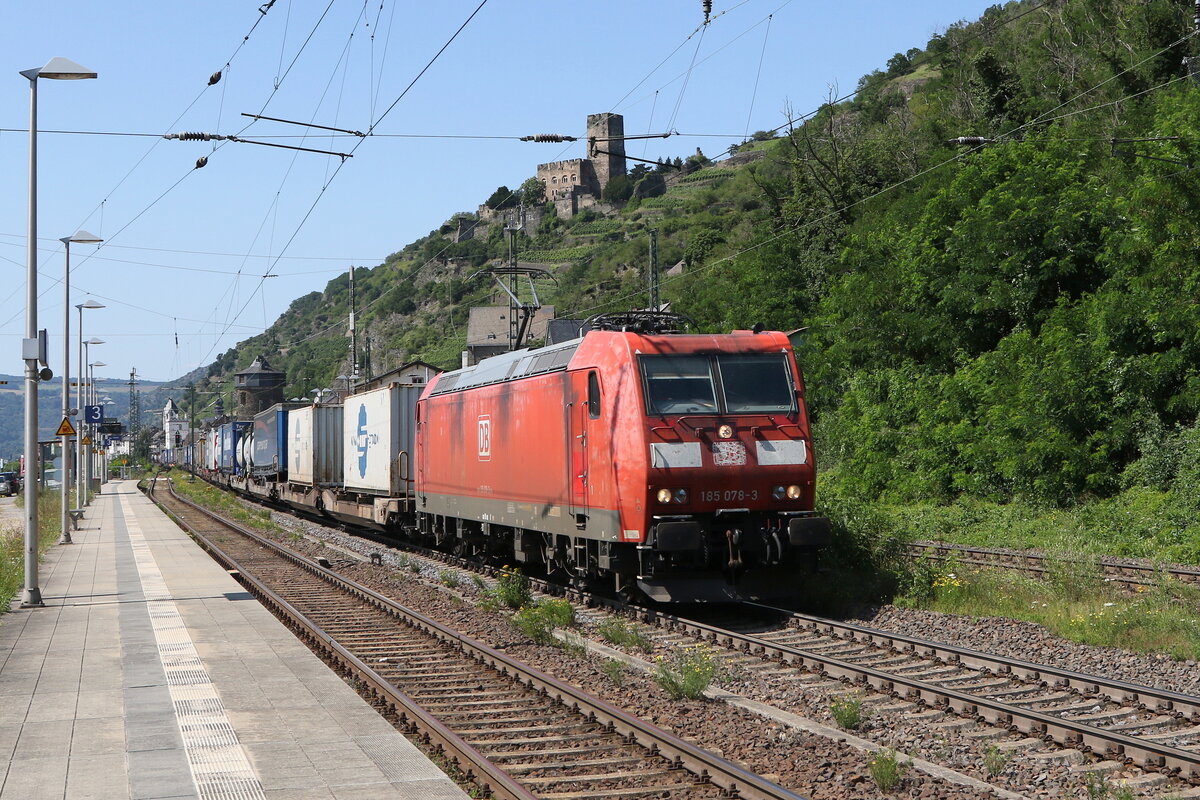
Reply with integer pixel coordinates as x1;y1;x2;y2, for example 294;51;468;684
485;185;517;210
601;174;632;203
518;177;546;206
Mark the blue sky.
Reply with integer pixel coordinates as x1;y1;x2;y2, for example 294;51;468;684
1;0;999;383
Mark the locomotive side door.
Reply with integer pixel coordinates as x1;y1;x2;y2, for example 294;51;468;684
415;403;424;503
568;371;592;520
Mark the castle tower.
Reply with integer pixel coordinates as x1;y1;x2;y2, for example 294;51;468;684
587;113;626;192
233;355;286;418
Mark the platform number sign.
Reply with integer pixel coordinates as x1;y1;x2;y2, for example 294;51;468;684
84;405;103;424
477;415;491;461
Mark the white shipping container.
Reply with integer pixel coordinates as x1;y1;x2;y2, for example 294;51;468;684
288;404;343;485
342;385;420;495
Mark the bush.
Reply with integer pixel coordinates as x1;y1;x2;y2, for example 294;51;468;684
487;566;532;609
653;644;718;700
597;618;654;654
867;748;909;792
830;695;868;730
511;598;575;645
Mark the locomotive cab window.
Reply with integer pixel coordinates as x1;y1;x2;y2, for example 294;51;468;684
639;355;718;415
639;353;795;415
587;371;601;419
717;354;795;413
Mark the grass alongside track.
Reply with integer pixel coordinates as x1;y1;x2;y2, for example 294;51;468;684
166;471;286;537
897;555;1200;660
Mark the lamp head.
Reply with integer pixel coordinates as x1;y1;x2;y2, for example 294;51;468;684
66;230;103;245
86;338;105;345
76;300;105;310
22;57;97;81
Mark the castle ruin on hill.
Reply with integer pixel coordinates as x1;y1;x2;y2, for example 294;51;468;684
536;112;627;219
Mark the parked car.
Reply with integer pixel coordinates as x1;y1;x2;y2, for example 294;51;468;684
0;472;18;496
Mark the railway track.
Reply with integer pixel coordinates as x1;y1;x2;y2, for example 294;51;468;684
179;471;1200;793
148;476;809;800
905;540;1200;589
652;603;1200;784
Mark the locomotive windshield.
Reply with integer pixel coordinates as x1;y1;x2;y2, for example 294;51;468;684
719;354;795;412
640;353;795;415
640;355;718;414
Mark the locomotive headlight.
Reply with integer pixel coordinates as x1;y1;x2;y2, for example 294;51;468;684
673;488;689;504
772;485;786;500
786;484;803;499
718;424;734;439
656;488;673;504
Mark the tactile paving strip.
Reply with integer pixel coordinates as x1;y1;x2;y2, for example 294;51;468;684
121;494;266;800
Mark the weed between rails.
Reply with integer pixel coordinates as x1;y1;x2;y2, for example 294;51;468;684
653;643;718;700
867;748;909;792
597;618;655;654
510;598;575;645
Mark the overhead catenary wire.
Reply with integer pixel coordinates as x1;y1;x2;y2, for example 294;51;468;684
194;1;384;368
0;233;378;262
42;0;298;287
190;0;492;374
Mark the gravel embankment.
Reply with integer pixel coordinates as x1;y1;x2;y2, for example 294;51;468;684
265;510;1154;799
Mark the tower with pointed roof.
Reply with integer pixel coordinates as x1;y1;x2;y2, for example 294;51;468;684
234;355;286;418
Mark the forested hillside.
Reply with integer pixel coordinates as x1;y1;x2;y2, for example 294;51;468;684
200;0;1200;558
0;376;171;458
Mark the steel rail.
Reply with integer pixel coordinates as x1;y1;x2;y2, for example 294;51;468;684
738;601;1200;719
153;477;811;800
640;604;1200;779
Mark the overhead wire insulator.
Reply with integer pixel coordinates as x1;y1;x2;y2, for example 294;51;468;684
519;134;578;142
164;131;227;142
703;0;712;23
208;70;222;86
195;156;209;170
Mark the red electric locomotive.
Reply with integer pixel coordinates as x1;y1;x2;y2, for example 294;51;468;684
416;313;830;602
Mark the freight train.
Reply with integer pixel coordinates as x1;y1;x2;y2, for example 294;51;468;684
194;313;831;602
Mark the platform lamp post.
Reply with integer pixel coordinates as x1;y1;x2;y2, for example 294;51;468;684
79;338;103;505
20;57;98;608
86;358;106;500
101;398;116;484
60;234;102;545
76;308;103;509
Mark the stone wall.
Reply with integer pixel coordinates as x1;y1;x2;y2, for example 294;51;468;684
453;215;484;242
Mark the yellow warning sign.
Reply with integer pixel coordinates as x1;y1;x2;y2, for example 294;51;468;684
81;434;92;446
56;417;77;437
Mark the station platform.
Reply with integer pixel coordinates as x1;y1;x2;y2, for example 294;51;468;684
0;480;468;800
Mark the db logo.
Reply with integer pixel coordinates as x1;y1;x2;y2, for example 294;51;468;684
477;416;491;460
